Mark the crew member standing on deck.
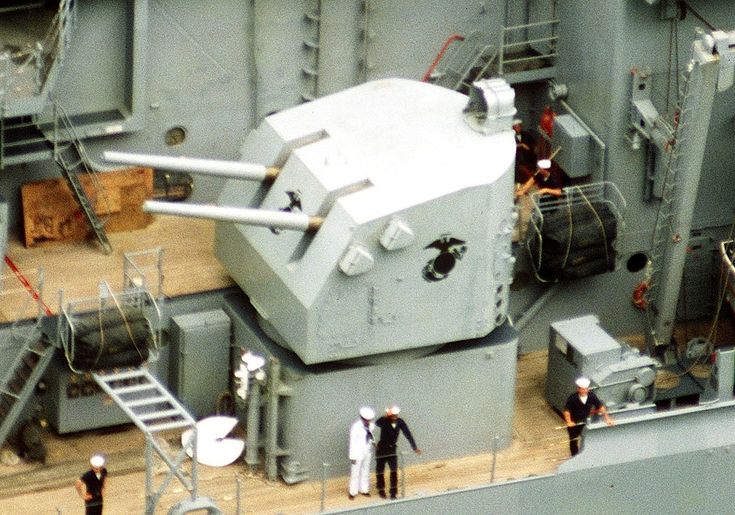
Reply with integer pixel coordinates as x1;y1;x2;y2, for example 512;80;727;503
563;377;614;456
375;405;421;500
75;454;108;515
348;406;376;499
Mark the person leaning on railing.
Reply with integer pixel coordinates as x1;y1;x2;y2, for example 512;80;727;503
375;405;421;500
562;377;614;456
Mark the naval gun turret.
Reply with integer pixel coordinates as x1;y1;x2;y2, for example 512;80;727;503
106;78;518;364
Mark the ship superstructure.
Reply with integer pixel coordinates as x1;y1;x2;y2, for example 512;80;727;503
1;1;735;513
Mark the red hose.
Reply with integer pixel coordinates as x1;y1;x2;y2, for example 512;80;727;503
4;255;53;316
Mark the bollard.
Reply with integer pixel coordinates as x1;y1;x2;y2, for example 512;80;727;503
320;462;330;512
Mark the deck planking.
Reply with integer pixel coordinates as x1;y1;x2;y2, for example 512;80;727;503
0;350;569;514
1;215;234;323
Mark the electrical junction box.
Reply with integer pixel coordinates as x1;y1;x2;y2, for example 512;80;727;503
170;309;231;418
552;114;593;178
44;353;130;433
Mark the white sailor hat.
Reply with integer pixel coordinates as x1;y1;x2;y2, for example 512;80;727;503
241;351;266;372
575;377;591;389
90;454;105;468
537;159;552;170
386;405;400;416
359;406;375;420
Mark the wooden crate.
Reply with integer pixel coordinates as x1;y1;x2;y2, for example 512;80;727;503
21;167;154;247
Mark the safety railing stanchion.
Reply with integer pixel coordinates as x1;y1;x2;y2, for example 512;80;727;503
491;434;499;483
320;462;329;512
235;474;242;515
399;451;406;499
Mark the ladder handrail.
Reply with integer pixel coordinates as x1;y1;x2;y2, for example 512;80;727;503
52;100;113;218
50;100;113;253
92;368;200;513
0;337;54;449
428;15;558;90
421;33;466;82
645;70;693;302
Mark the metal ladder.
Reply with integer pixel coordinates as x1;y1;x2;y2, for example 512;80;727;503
0;332;55;449
644;68;694;345
51;101;112;254
359;0;375;83
301;0;322;102
92;368;209;514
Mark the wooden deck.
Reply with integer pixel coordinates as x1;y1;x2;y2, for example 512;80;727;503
0;350;569;514
1;216;234;323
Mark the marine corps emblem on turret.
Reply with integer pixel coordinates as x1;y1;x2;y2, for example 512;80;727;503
422;235;467;282
270;190;303;234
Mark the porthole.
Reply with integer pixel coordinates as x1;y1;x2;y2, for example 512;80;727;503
627;252;648;273
165;126;187;147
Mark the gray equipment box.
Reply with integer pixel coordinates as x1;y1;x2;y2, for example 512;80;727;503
545;314;657;412
552;114;592;178
44;353;130;433
170;309;231;418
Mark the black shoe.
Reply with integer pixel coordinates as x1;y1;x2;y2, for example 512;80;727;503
348;494;355;500
390;495;397;500
378;491;387;499
361;492;371;497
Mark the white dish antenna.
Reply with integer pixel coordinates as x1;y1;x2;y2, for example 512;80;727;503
181;416;245;467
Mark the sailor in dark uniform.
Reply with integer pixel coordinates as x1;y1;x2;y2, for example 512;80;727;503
375;406;421;499
563;377;614;456
75;454;108;515
515;158;566;200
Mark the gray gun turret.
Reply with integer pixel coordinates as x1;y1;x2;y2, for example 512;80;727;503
109;78;518;364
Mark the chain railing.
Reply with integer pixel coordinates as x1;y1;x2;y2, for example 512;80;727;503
11;418;581;514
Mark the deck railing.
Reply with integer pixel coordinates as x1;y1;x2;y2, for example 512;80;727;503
497;18;559;75
427;15;559;92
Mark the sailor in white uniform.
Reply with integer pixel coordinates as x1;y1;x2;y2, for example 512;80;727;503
348;406;376;499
